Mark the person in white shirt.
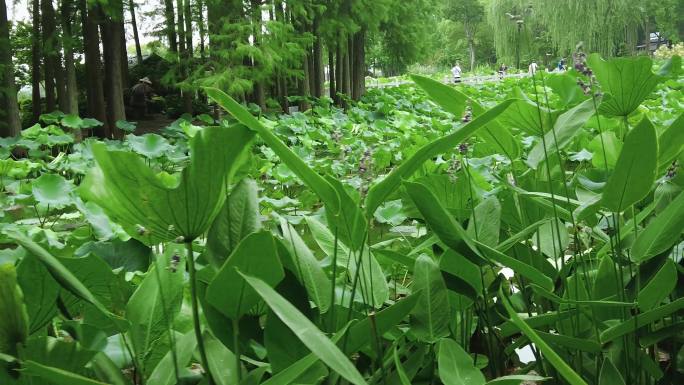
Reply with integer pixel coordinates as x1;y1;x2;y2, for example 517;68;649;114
451;63;462;83
528;62;538;75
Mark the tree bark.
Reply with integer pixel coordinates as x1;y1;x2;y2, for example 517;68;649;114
41;0;67;112
312;15;324;98
299;53;311;111
61;0;79;117
129;0;143;65
250;0;264;109
0;0;21;136
467;32;475;72
119;22;129;89
163;0;178;52
31;0;42;123
101;2;126;137
41;0;57;111
81;0;108;136
351;29;365;100
184;0;194;57
176;0;193;113
197;0;206;58
342;35;351;98
327;44;335;100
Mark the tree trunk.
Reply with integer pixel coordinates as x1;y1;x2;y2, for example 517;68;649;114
343;35;351;97
119;22;129;89
101;3;126;137
41;0;57;111
327;44;335;100
184;0;194;57
176;0;193;114
311;15;324;98
31;0;42;123
467;33;476;72
250;0;264;109
163;0;178;52
129;0;143;65
335;39;344;104
81;1;107;136
351;29;365;100
299;53;311;111
197;0;206;58
0;0;21;136
61;0;79;115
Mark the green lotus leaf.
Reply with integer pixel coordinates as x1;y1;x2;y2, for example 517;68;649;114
126;134;173;159
79;125;255;244
32;174;75;207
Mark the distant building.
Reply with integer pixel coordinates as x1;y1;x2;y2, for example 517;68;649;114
636;32;670;53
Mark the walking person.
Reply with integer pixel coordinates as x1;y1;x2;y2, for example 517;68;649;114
528;61;538;75
498;63;508;79
451;62;462;84
130;77;154;120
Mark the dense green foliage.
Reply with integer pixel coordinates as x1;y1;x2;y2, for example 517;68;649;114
1;53;683;385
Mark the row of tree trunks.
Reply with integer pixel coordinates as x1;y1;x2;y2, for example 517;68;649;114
0;0;21;136
329;30;366;106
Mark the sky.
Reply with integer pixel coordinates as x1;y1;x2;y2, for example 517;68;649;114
9;0;162;47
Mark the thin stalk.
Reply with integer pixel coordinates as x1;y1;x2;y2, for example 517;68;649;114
152;251;180;382
186;241;215;385
233;317;242;383
329;227;339;332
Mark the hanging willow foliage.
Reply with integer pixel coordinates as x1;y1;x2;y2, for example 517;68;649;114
488;0;646;61
486;0;535;64
531;0;643;57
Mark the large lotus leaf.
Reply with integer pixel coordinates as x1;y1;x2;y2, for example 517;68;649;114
79;125;255;244
587;54;663;117
127;134;172;159
32;173;75;207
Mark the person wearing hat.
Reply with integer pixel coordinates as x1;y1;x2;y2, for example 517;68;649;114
130;77;154;119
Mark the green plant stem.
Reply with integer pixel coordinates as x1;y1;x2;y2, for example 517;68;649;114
233;317;242;383
186;241;215;385
152;251;180;383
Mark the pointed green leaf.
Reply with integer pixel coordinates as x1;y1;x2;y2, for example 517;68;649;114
600;297;684;343
638;259;677;311
206;231;285;319
438;338;485;385
239;272;368;385
205;178;261;268
22;360;107;385
126;245;185;369
365;96;515;216
500;291;589;385
205;87;340;214
598;358;625;385
527;98;596;169
279;219;332;313
631;190;684;262
411;255;451;343
601;117;657;212
7;231;126;330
